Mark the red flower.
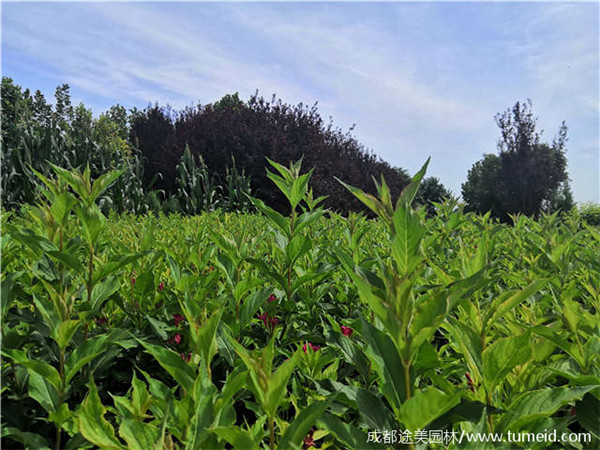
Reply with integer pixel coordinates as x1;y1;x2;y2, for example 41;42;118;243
268;294;277;302
158;282;165;292
270;317;279;326
181;352;192;362
173;313;185;327
303;429;315;449
95;317;108;326
340;325;353;337
303;342;321;353
131;277;136;285
571;407;576;416
258;312;268;327
465;373;475;392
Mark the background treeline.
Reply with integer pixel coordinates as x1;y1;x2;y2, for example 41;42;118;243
2;77;597;222
2;78;419;215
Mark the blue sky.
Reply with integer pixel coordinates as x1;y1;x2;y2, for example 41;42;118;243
3;2;598;203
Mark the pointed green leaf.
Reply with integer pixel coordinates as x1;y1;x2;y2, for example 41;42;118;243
279;400;330;449
78;380;123;449
139;341;196;393
400;388;461;431
118;419;160;450
482;334;532;392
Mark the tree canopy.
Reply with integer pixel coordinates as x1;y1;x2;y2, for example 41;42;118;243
462;100;573;219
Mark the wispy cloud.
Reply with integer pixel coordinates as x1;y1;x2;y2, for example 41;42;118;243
2;2;597;202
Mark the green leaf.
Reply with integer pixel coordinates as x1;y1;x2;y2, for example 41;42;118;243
531;325;586;369
211;426;257;449
360;319;406;412
484;279;549;329
317;414;382;449
398;157;430;207
186;375;217;449
28;371;59;413
65;334;110;384
576;394;600;438
443;320;483;381
336;177;384;220
139;341;196;393
189;309;222;373
391;205;425;276
290;170;313;209
56;319;81;349
76;204;107;246
279;400;330;449
48;250;86;275
294;209;324;235
131;372;151;416
408;290;448;357
240;288;270;331
90;169;122;204
482;334;532;392
428;400;504;431
1;427;50;450
89;276;120;310
315;380;394;430
497;385;599;432
118;419;160;450
249;197;290;237
48;403;71;427
264;350;300;418
92;252;144;284
400;388;461;431
20;360;62;392
78;380;123;449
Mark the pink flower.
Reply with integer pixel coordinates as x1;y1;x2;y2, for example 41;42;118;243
181;352;192;362
268;294;277;303
173;313;185;327
158;282;165;292
167;333;182;345
340;326;353;337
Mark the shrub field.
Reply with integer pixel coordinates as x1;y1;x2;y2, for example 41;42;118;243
1;160;599;449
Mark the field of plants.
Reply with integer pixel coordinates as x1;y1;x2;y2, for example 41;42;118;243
1;160;599;449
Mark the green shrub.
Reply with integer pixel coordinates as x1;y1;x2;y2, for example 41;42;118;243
578;202;600;226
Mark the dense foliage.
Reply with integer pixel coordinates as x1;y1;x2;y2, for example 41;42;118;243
2;78;416;216
2;162;598;449
462;100;574;220
130;93;408;214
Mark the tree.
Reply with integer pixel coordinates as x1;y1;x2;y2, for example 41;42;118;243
415;177;451;215
131;93;409;214
462;154;504;219
495;100;569;217
462;100;571;219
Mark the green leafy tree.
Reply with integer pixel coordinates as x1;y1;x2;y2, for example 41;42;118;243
462;154;504;219
462;100;572;219
415;176;451;215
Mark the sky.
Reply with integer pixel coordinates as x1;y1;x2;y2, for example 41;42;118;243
2;2;598;203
